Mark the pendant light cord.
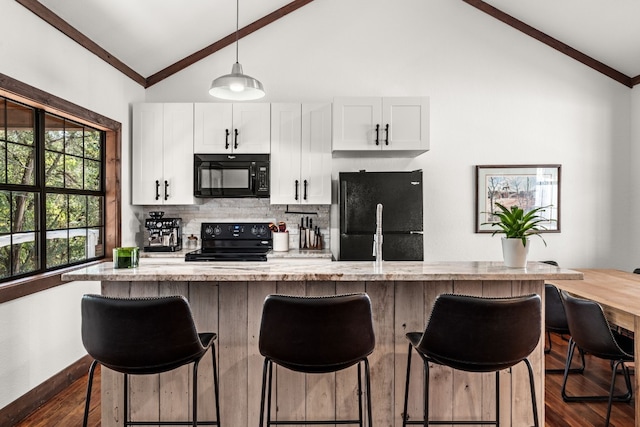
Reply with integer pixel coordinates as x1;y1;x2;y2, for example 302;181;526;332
235;0;239;63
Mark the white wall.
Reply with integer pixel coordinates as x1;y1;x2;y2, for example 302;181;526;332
146;0;633;269
1;0;637;412
0;1;144;409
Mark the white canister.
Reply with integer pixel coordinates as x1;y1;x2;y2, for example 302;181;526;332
272;231;289;252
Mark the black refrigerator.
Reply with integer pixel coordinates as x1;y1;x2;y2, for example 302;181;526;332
339;170;423;261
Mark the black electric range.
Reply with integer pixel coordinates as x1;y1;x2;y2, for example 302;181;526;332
185;222;273;262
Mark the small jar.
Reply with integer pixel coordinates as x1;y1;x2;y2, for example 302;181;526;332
113;247;139;269
187;234;198;249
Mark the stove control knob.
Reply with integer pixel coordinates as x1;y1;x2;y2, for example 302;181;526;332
258;225;268;236
214;225;222;235
156;221;163;228
204;226;214;236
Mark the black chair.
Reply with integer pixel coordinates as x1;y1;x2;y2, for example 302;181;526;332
258;293;375;427
544;283;586;373
402;293;541;427
560;291;633;427
81;294;221;427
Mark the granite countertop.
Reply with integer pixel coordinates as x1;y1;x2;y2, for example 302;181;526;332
61;259;583;282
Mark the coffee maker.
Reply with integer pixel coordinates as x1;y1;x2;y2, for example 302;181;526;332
144;211;182;252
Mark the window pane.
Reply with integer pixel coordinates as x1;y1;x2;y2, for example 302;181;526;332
46;229;68;268
45;150;64;187
65;155;83;189
0;190;9;233
12;192;37;232
44;113;65;152
0;142;5;184
87;196;103;227
85;159;101;191
7;143;35;185
85;130;101;160
69;195;86;228
65;122;83;156
46;193;67;230
70;228;87;263
6;101;34;145
13;232;38;275
0;246;7;279
89;227;104;257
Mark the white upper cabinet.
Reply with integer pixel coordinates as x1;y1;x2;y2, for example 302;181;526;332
194;103;270;154
271;103;332;205
332;97;429;156
132;103;195;205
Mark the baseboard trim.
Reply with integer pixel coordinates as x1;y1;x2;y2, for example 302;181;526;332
0;354;92;426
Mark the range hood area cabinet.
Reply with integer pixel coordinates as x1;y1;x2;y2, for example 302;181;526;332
270;103;332;205
332;97;429;157
194;103;270;154
132;103;195;205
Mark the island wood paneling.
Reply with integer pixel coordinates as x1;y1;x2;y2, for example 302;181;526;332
99;279;544;427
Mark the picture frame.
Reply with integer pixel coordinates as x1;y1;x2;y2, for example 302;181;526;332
475;164;561;233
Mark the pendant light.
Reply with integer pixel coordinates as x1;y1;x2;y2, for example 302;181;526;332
209;0;265;100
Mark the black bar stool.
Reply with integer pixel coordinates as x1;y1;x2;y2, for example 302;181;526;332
402;293;541;427
258;293;375;427
81;294;221;427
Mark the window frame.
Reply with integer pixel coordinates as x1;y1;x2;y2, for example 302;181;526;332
0;73;121;303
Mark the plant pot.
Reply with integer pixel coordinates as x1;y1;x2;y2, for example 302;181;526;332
501;237;530;268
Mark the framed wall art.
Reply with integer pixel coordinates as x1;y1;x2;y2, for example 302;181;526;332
475;164;561;233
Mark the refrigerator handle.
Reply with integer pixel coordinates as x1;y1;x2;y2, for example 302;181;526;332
409;231;424;234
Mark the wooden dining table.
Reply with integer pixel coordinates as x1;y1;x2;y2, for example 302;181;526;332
551;269;640;427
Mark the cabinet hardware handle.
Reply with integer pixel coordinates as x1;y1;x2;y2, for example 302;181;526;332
225;129;230;149
295;180;299;201
234;129;239;149
385;124;389;145
164;180;169;201
375;124;380;145
155;180;160;200
303;180;308;200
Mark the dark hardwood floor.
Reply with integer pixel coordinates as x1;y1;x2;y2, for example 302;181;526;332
13;333;636;426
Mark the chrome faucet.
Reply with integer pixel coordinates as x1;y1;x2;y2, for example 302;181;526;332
373;203;383;266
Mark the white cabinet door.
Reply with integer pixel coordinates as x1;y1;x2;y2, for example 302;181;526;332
301;103;332;204
270;104;302;204
332;97;381;151
132;103;194;205
271;103;332;205
332;96;429;155
382;97;429;151
194;103;270;154
233;103;271;154
194;103;232;153
132;103;164;205
162;103;195;204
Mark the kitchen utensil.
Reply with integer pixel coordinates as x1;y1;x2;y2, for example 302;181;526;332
278;221;287;232
268;223;279;232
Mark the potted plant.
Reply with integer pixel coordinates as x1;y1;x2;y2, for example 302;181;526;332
483;202;553;268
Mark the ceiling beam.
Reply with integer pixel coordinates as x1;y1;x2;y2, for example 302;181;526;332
15;0;147;87
462;0;634;88
146;0;315;87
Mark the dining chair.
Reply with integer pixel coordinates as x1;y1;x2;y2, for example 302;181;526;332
560;290;633;427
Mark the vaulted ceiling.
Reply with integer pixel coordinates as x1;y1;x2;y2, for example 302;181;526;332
18;0;640;88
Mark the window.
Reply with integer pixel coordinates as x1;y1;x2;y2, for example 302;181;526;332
0;97;106;282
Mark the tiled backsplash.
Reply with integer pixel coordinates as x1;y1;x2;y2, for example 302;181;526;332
142;199;331;250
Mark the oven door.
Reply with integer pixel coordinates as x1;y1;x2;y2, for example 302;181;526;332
195;155;255;197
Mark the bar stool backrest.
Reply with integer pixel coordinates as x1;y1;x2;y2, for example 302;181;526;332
81;294;207;375
417;293;541;372
258;293;375;373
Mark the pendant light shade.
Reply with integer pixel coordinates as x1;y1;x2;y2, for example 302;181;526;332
209;62;265;100
209;0;265;100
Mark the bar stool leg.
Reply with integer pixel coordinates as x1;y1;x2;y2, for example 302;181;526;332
193;359;200;427
402;343;412;427
211;343;221;426
364;358;373;427
82;360;99;427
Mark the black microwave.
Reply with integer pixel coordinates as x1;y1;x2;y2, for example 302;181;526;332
194;154;270;198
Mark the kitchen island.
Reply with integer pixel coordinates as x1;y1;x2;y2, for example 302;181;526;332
62;260;582;427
